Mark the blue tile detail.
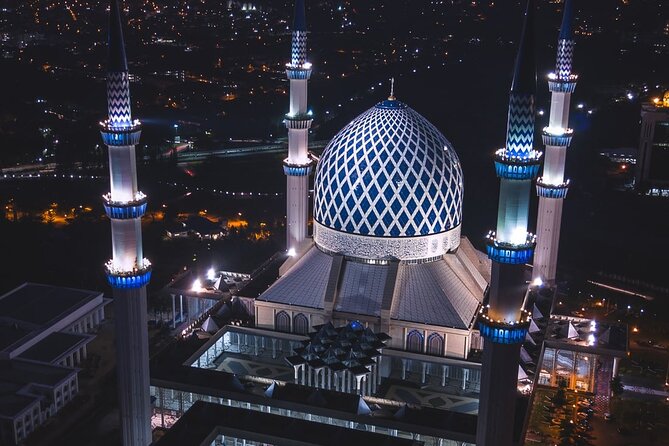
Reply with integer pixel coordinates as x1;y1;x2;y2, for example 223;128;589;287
106;269;151;289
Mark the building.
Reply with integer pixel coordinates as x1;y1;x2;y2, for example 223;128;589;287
129;1;623;445
476;1;540;445
283;0;315;253
154;400;422;446
99;1;152;444
532;0;578;286
0;283;108;445
162;269;251;332
635;91;669;196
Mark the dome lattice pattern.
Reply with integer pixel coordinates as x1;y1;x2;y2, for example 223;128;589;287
314;100;463;238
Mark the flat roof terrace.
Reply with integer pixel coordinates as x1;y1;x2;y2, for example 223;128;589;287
0;283;105;358
0;283;101;327
155;400;422;446
18;332;92;364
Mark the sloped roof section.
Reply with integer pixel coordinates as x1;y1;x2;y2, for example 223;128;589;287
257;247;333;309
391;257;481;329
334;261;389;317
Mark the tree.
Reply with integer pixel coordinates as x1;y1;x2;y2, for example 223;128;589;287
610;375;624;396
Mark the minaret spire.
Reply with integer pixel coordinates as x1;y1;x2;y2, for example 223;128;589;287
108;0;127;72
283;0;313;254
559;0;574;41
100;1;152;444
533;0;578;286
477;1;539;445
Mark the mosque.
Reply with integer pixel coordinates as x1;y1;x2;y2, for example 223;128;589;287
254;93;489;359
96;0;628;445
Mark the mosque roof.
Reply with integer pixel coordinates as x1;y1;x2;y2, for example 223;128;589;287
313;98;463;242
391;255;482;329
258;245;485;330
256;247;333;309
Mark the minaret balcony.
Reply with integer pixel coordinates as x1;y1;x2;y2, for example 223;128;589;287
541;127;573;147
477;306;531;344
547;73;578;93
493;149;542;180
100;119;142;146
104;258;152;289
536;178;570;199
103;191;148;219
286;63;312;80
485;231;536;264
283;158;313;176
284;112;313;129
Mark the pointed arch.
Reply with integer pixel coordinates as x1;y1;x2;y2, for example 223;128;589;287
293;313;309;335
426;333;444;356
275;311;291;333
406;330;424;353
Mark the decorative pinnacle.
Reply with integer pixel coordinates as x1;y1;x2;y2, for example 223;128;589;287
108;0;128;72
388;77;396;100
559;0;574;41
293;0;307;32
510;0;536;95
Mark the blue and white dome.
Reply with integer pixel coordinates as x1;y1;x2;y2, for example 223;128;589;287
313;99;464;261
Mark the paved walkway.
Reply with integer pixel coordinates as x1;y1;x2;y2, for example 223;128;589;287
216;356;294;382
383;385;478;414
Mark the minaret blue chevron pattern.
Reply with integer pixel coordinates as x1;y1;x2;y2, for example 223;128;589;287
291;30;307;66
556;39;575;79
107;71;132;129
505;93;535;158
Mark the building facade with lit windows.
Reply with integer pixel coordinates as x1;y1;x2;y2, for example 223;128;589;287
635;92;669;196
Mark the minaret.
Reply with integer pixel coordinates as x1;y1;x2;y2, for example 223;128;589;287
476;1;538;445
283;0;313;253
100;1;152;444
532;0;578;286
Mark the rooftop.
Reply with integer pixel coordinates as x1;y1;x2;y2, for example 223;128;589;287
259;245;484;329
154;400;421;446
18;332;91;364
0;359;75;387
0;283;101;328
0;283;103;354
0;391;39;419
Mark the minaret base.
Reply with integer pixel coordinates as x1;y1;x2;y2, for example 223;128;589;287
114;287;152;446
476;340;522;446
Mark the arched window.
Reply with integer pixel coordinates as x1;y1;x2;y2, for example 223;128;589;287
275;311;291;333
426;333;444;356
406;330;424;353
293;313;309;335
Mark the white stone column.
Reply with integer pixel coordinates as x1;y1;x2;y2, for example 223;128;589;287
171;294;176;328
612;357;620;378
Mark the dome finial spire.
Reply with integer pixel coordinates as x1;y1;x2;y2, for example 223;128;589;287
388;77;396;100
